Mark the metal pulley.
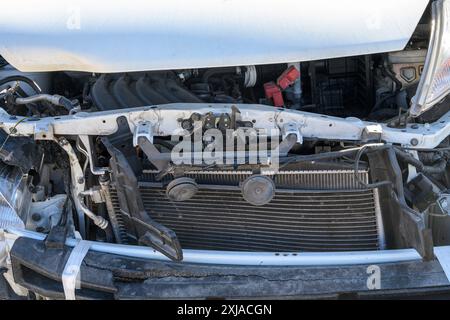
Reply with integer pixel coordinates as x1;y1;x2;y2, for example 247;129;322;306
241;175;275;206
166;177;198;202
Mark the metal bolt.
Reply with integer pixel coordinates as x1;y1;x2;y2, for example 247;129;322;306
181;119;193;130
410;138;419;146
31;213;41;222
58;137;68;146
99;174;110;183
77;177;85;184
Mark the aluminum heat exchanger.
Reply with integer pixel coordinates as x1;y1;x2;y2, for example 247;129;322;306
108;170;385;252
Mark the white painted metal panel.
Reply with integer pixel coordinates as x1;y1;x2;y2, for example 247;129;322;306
0;0;429;72
3;228;425;266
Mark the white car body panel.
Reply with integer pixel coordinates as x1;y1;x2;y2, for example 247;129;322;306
0;0;429;73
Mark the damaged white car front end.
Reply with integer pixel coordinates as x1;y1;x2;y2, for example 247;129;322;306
1;0;450;300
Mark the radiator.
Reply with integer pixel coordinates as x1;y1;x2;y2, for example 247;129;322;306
109;170;385;252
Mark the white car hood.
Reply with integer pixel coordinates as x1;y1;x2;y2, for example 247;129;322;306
0;0;429;73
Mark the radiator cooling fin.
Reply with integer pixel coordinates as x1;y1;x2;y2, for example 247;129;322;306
108;170;385;252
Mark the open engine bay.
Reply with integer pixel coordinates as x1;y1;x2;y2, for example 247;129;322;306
0;0;450;300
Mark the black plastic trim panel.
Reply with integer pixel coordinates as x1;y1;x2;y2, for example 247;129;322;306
8;237;450;299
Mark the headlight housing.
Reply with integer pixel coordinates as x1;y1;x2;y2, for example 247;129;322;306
411;0;450;117
0;163;30;229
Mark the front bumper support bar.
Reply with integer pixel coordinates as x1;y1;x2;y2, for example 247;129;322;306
7;237;450;299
